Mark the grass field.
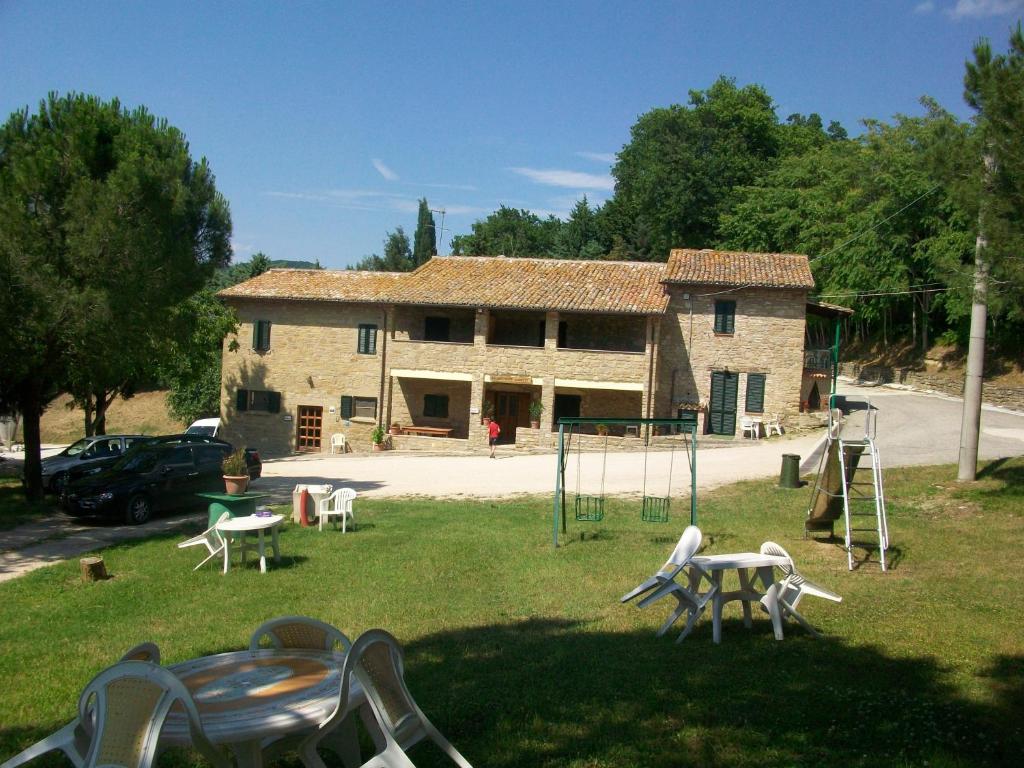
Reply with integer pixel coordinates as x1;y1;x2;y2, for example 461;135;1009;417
25;391;186;445
0;460;1021;767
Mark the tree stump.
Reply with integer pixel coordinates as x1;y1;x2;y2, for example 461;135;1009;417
80;556;108;582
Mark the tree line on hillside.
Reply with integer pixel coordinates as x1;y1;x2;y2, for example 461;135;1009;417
363;30;1024;356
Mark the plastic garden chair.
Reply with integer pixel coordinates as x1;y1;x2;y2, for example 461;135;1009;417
318;488;357;532
249;615;353;653
0;646;166;768
620;525;717;641
176;512;230;570
764;413;784;437
330;434;347;455
740;415;759;440
352;629;474;767
78;661;228;768
758;541;842;638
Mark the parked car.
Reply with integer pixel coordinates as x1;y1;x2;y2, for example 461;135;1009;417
40;434;148;494
61;438;259;524
185;417;221;438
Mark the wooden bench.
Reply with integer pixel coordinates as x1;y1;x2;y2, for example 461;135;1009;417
400;426;454;438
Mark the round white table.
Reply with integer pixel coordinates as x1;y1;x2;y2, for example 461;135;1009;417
164;648;364;768
216;514;283;574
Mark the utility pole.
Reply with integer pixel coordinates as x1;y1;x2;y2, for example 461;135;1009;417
957;155;993;482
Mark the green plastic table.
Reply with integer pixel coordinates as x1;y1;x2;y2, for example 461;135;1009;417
196;492;271;527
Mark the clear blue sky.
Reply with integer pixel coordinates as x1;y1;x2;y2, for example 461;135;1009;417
2;1;1021;268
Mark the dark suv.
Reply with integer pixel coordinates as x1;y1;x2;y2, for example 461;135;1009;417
62;440;259;524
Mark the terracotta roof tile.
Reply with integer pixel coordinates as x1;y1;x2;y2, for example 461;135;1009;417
219;258;669;315
395;256;668;314
663;249;814;289
218;269;405;303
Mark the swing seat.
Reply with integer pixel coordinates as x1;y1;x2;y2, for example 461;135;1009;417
575;495;605;521
642;495;670;523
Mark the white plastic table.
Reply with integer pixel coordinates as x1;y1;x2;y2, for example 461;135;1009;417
690;552;789;643
163;648;365;768
216;514;283;574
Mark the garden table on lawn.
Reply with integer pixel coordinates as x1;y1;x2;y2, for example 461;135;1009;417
216;514;282;574
692;552;789;643
197;491;270;527
163;648;367;768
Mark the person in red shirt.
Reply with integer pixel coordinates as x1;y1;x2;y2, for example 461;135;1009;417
488;418;501;458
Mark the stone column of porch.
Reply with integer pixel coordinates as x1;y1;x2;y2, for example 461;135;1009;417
540;311;559;447
467;308;490;449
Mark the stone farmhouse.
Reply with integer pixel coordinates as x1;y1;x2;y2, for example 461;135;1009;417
217;248;835;455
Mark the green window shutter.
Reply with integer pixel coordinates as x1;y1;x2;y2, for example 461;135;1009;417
358;324;377;354
261;321;271;350
268;391;281;413
340;396;354;419
236;389;249;412
745;373;766;413
715;301;736;334
252;323;260;350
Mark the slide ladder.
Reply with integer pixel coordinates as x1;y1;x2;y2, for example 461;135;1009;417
806;400;890;571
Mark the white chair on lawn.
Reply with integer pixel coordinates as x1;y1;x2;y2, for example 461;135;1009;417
759;541;842;638
176;512;230;570
740;415;759;440
352;629;475;767
620;525;717;641
0;645;166;768
764;413;784;437
249;615;353;653
318;488;357;532
330;433;347;454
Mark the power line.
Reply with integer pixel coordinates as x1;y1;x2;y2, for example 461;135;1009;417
816;286;951;299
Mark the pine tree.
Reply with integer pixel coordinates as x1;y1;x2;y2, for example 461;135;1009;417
413;198;436;266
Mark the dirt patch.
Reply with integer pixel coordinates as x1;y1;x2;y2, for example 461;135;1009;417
20;391;187;443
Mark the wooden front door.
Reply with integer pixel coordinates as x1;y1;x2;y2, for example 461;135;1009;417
296;405;323;451
493;392;520;443
709;371;738;435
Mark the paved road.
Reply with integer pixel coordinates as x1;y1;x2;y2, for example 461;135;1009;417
1;380;1022;582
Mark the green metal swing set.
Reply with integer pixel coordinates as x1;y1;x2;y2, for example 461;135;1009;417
552;417;697;547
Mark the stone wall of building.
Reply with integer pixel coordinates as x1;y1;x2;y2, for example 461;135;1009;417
220;300;387;455
388;378;473;438
561;312;647;352
654;286;807;433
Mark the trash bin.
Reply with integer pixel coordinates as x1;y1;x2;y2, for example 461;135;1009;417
292;484;334;523
779;454;801;489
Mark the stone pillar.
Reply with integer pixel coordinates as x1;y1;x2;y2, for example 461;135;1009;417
642;317;660;419
540;376;555;447
544;311;559;350
468;373;486;448
474;308;489;347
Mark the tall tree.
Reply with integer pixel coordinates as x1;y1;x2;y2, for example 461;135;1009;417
412;198;436;267
606;77;782;256
0;93;231;499
352;227;414;271
958;26;1024;481
554;197;605;259
450;206;562;257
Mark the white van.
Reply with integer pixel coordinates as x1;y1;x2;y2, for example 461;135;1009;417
185;417;221;438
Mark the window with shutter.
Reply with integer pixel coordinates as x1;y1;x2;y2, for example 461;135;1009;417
236;389;249;411
340;396;354;419
236;389;281;413
714;301;736;334
353;397;377;418
423;394;449;418
745;373;766;413
357;324;377;354
253;321;271;351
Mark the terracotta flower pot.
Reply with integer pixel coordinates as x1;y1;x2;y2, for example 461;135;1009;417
223;475;248;495
530;420;540;429
372;443;384;452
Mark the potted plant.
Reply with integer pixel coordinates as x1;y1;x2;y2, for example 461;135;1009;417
528;399;544;429
222;449;249;495
595;423;609;436
389;421;402;436
371;425;386;452
481;400;494;426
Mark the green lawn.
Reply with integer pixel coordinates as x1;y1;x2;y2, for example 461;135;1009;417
0;478;58;530
1;460;1022;767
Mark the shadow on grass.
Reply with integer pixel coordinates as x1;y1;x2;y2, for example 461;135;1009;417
398;619;1020;768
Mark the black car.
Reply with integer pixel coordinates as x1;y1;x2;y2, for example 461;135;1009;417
62;440;260;524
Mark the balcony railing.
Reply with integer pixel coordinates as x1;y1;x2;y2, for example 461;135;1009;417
804;348;833;370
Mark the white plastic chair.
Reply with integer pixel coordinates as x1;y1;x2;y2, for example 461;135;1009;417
620;526;717;641
258;625;362;768
80;661;229;768
318;488;357;532
249;615;353;653
764;413;784;437
330;433;347;454
0;646;165;768
740;415;759;440
176;512;230;570
353;629;474;767
759;541;842;638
